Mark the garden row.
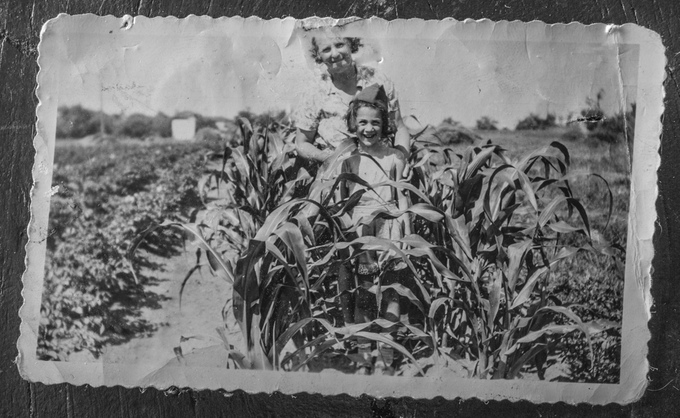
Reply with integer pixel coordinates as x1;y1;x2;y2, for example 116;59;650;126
38;141;216;360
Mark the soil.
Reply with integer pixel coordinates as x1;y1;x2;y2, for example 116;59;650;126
68;239;243;382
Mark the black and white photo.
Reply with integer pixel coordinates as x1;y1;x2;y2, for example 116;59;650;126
19;15;662;404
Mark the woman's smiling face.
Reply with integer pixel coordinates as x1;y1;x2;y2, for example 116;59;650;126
315;35;353;73
355;106;383;148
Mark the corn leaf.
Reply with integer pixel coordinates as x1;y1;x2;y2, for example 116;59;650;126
465;145;499;179
510;266;548;309
273;222;309;296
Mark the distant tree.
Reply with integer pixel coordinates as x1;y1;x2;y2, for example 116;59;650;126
150;112;172;137
589;105;635;145
580;90;606;133
196;115;216;131
56;105;100;138
101;113;122;135
56;105;126;139
441;117;459;126
580;90;635;145
119;113;153;138
515;115;537;130
434;119;479;145
544;113;556;128
236;109;257;123
515;113;557;130
476;116;498;131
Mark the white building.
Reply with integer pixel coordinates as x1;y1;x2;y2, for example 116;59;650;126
171;116;196;140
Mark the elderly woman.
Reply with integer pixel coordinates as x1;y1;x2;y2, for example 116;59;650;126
293;31;410;169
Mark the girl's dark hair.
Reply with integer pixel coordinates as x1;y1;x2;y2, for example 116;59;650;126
346;100;394;136
310;37;363;64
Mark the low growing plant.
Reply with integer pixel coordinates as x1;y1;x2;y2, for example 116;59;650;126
39;142;209;360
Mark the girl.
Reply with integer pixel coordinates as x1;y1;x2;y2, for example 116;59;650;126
340;84;411;375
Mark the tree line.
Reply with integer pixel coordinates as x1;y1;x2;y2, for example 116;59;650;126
55;106;235;140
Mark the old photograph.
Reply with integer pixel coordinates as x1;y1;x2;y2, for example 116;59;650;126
19;15;662;403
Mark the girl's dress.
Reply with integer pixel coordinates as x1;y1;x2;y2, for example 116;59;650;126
342;141;407;374
342;144;404;275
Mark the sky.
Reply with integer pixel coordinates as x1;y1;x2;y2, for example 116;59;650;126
45;16;639;129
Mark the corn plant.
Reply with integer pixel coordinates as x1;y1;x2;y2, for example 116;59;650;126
131;115;310;367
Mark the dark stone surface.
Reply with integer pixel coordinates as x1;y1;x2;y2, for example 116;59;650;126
1;0;677;416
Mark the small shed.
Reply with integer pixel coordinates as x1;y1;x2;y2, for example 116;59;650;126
171;116;196;140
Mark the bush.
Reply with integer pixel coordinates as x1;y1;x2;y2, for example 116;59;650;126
433;119;479;145
580;90;635;147
476;116;498;130
56;105;100;138
516;113;557;130
151;112;172;138
586;107;635;146
118;113;154;138
55;107;244;141
56;105;124;139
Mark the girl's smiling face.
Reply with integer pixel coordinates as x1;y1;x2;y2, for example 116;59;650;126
355;106;383;148
315;35;353;74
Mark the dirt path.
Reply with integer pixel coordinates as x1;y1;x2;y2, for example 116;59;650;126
93;240;242;381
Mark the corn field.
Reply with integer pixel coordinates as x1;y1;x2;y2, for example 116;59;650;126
128;118;627;382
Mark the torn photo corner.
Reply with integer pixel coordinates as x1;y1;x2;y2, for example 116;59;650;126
19;14;663;404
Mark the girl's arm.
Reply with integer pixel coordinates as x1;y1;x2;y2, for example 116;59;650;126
395;154;412;239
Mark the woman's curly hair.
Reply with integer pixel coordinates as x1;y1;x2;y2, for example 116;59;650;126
310;37;363;64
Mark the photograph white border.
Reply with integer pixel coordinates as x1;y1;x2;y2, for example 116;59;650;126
18;15;663;404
